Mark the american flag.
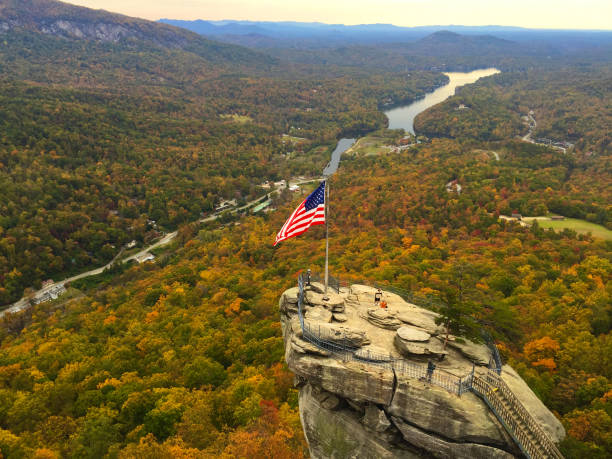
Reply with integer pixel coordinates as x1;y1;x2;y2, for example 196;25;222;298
274;181;326;246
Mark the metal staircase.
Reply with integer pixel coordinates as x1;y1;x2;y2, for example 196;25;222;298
296;271;564;459
471;371;564;459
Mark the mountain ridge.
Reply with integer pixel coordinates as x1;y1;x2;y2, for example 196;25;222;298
0;0;275;66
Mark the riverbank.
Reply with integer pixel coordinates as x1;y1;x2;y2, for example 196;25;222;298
384;68;500;134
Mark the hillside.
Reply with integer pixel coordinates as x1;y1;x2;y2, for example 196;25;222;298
0;0;273;66
1;137;610;457
0;2;610;457
0;0;446;305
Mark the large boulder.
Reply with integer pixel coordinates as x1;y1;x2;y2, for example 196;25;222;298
305;289;345;312
397;311;443;335
446;339;490;366
304;306;333;323
291;335;331;357
332;312;348;322
305;321;370;348
363;308;403;330
279;286;300;314
388;375;509;446
397;325;431;342
394;334;448;358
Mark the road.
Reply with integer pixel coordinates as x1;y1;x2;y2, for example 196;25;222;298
522;111;537;143
0;233;179;318
1;177;322;319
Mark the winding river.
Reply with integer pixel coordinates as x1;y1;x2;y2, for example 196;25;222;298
324;68;500;176
385;68;500;134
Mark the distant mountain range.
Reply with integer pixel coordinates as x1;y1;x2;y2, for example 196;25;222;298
159;19;612;49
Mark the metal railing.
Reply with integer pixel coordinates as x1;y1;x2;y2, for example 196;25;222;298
296;271;469;396
293;270;563;458
483;330;503;375
303;270;341;294
471;370;564;459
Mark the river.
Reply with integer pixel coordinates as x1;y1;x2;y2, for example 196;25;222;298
323;137;356;176
324;68;500;176
384;68;500;134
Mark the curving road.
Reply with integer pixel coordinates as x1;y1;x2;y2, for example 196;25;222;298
1;177;321;319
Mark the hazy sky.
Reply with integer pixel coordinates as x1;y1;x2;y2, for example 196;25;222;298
63;0;611;30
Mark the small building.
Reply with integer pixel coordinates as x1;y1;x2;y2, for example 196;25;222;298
252;200;272;214
32;284;66;304
550;215;565;221
135;252;155;264
41;279;55;289
126;240;137;249
215;199;237;212
511;212;523;220
455;103;469;110
288;185;300;192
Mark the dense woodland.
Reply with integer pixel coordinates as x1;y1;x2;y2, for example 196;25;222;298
414;66;612;154
0;0;611;457
0;28;443;304
1;139;610;457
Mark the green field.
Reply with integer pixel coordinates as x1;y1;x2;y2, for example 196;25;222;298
347;136;395;156
524;217;612;240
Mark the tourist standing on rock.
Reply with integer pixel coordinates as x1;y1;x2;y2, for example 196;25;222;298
374;288;382;307
427;360;436;382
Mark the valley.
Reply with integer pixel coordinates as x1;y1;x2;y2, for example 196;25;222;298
0;1;610;458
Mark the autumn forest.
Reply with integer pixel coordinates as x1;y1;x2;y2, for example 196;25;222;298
0;0;611;457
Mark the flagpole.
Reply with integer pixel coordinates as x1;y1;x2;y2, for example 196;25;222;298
324;177;329;295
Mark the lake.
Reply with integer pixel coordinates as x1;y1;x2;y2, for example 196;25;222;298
384;68;500;134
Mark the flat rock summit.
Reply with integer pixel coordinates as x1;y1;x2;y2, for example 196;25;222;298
279;281;565;458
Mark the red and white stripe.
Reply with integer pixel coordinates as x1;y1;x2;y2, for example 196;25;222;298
274;201;325;246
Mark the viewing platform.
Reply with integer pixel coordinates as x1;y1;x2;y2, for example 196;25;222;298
279;272;565;458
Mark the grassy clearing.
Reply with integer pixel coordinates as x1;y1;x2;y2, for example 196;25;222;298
524;217;612;240
347;136;394;156
220;114;253;123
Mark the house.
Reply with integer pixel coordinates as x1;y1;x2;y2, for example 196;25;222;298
215;199;237;212
126;240;137;249
455;104;469;110
288;185;300;192
511;212;523;220
135;252;155;264
32;284;66;304
41;279;55;289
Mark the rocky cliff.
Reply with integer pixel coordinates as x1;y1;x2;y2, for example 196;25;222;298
0;0;274;65
279;282;565;458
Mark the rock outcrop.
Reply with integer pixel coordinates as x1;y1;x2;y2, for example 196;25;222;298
280;282;565;458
